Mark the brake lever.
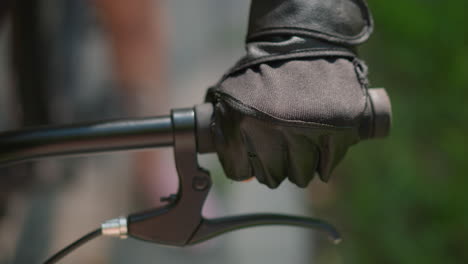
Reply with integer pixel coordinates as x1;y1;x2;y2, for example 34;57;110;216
112;106;341;246
189;214;340;245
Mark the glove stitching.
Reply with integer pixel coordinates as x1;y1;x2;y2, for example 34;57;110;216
351;58;374;139
352;58;369;100
225;48;356;79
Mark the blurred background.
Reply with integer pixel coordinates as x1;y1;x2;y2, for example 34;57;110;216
0;0;466;263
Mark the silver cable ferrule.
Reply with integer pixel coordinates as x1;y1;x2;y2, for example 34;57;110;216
101;216;128;239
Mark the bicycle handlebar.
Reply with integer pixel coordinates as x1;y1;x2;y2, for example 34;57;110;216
0;90;391;167
0;104;215;167
0;90;390;261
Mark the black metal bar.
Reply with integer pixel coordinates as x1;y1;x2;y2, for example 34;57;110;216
0;116;174;167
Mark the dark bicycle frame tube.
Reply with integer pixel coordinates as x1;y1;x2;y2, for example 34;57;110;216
0;115;173;166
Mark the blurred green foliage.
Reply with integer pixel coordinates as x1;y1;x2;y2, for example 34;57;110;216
325;1;468;263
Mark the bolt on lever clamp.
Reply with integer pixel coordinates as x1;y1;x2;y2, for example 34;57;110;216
103;105;341;246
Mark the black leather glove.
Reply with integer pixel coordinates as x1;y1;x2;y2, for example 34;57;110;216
206;0;391;188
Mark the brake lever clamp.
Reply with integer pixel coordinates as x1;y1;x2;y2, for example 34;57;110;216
121;106;341;246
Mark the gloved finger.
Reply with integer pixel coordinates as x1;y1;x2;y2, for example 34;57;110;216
213;104;252;181
317;134;349;182
283;130;319;188
220;142;252;182
241;121;286;189
317;135;333;182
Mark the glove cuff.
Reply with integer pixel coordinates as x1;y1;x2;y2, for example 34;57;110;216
247;0;373;46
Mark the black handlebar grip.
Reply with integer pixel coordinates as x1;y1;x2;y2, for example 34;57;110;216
368;88;392;138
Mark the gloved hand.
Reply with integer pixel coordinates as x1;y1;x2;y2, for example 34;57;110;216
206;0;391;188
